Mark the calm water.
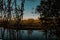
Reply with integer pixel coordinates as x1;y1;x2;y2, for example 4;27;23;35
0;27;57;40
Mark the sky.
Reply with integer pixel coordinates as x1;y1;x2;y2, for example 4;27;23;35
0;0;41;19
22;0;40;19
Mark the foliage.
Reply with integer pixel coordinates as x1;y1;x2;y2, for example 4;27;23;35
36;0;60;18
36;0;60;40
22;19;41;25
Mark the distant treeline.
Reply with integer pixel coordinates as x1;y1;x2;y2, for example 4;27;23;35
0;18;42;25
21;19;41;25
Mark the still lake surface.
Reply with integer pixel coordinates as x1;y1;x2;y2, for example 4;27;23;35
0;27;56;40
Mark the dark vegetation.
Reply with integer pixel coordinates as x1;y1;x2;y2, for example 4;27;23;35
36;0;60;40
0;0;60;40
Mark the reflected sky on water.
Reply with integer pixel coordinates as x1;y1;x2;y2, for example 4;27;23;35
0;28;56;40
21;30;46;40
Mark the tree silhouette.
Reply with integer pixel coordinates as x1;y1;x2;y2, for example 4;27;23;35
36;0;60;40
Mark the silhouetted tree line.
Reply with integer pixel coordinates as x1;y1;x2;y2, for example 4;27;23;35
36;0;60;40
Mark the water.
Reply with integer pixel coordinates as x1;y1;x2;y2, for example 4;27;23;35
0;27;57;40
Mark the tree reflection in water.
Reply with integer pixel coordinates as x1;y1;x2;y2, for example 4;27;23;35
27;30;33;40
0;29;57;40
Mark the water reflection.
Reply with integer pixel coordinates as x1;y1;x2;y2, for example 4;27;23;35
0;27;57;40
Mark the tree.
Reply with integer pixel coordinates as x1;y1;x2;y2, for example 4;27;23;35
36;0;60;40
